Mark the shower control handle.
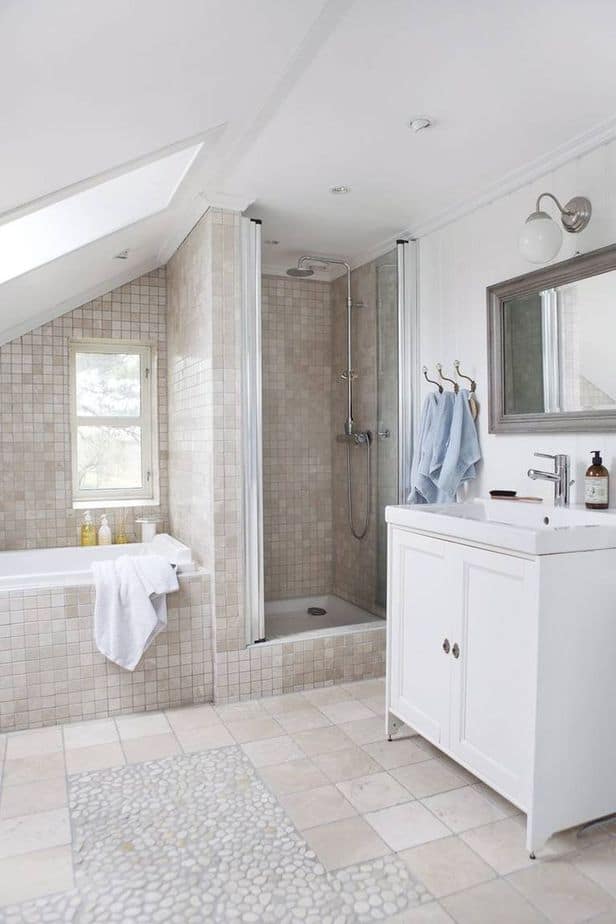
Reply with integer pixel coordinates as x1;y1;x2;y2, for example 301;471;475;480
377;429;391;439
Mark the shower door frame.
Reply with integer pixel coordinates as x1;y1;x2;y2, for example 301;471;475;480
241;238;419;646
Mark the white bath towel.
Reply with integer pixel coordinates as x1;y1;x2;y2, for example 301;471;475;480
93;554;179;671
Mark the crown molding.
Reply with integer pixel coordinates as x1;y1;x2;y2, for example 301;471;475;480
404;113;616;240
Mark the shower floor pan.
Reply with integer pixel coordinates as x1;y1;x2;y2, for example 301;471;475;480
264;594;384;642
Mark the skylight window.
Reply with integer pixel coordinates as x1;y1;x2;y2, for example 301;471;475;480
0;143;202;285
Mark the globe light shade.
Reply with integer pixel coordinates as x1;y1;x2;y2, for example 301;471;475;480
519;210;563;264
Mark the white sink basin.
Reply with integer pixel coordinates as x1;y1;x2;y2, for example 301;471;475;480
386;499;616;555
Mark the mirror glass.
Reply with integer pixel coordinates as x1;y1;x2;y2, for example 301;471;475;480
503;271;616;415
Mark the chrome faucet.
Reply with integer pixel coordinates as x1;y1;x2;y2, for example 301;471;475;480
527;453;573;507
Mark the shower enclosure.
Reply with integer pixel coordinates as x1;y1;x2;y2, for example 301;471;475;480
242;233;417;644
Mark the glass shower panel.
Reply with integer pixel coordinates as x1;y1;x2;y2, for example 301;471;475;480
375;251;399;609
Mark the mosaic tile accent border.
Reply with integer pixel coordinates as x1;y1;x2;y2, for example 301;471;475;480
0;573;212;732
3;747;429;923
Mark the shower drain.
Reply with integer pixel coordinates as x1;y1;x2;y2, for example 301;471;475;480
307;606;327;617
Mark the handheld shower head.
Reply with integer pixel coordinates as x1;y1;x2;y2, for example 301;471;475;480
286;266;314;277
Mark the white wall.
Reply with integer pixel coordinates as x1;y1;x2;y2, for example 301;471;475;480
418;140;616;505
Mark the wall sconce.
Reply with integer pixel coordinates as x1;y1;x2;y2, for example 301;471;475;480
519;193;592;264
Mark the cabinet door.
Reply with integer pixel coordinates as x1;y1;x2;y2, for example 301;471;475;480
388;528;453;747
449;545;537;806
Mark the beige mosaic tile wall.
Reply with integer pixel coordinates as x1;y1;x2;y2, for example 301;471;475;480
262;275;333;600
167;215;214;570
0;269;169;551
0;572;212;732
166;208;245;663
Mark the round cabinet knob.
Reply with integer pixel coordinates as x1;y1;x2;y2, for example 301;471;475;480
442;638;450;654
452;643;460;659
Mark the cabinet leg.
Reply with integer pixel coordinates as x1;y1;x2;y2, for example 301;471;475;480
387;711;404;741
529;852;536;860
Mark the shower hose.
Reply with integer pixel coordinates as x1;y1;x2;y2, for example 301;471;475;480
346;434;371;540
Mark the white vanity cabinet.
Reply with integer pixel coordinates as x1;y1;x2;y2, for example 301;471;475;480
386;505;616;855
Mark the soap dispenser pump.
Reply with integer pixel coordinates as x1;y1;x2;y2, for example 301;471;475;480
98;514;112;546
585;450;609;510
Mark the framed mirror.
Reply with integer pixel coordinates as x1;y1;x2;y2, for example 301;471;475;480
487;243;616;433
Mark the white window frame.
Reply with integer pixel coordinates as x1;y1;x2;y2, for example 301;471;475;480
69;338;160;508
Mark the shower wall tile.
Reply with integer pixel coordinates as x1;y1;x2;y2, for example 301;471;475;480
0;269;169;551
262;276;334;601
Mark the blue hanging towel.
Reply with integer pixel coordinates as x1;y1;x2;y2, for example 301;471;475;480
436;388;481;501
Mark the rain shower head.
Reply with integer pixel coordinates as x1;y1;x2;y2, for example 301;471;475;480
286;266;314;277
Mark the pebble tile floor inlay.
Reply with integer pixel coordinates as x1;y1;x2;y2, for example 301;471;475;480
1;677;616;923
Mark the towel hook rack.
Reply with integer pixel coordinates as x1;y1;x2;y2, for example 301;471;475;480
422;365;443;393
453;360;476;393
436;363;459;393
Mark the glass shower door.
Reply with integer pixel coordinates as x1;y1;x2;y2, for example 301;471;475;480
375;251;399;610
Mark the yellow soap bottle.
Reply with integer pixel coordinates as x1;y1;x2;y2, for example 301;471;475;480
80;511;97;546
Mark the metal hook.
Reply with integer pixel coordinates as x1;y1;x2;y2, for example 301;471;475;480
436;363;459;393
453;360;476;392
422;365;443;393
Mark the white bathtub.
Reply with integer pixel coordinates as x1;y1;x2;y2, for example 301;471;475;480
0;533;195;590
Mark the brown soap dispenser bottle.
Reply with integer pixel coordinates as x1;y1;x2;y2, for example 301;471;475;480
585;450;609;509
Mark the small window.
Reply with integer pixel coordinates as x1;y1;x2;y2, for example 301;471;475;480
70;339;159;508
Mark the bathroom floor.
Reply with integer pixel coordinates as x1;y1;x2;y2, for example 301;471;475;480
1;679;615;923
265;594;383;640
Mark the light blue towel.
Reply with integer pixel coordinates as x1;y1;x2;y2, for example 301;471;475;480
428;391;455;484
407;392;439;504
436;388;481;501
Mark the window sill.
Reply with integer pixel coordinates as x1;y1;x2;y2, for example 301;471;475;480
73;497;160;510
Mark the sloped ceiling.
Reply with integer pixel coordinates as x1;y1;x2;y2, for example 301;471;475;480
3;0;616;340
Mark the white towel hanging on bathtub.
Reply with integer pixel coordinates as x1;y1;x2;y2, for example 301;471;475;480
92;554;179;670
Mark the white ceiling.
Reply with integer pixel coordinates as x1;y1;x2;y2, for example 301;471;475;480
2;0;616;338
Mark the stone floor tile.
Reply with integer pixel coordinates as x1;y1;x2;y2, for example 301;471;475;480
62;718;119;750
275;708;332;734
364;737;429;770
339;715;386;745
280;784;356;830
422;785;510;833
241;735;304;768
225;716;283;743
441;878;546;923
0;846;73;907
392;757;471;799
399;835;496;897
258;758;328;796
3;752;65;787
5;727;63;760
508;859;614;923
384;903;455;923
460;815;536;874
65;742;125;774
303;815;390;871
0;808;71;860
337;771;410;814
291;725;352;757
471;781;521;817
174;723;235;753
0;777;67;820
215;700;268;723
164;703;220;732
122;732;181;764
260;693;309;715
360;695;387;717
115;712;171;740
365;801;450;851
300;686;352;707
318;700;376;724
573;838;616;897
343;679;385;699
313;744;381;782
